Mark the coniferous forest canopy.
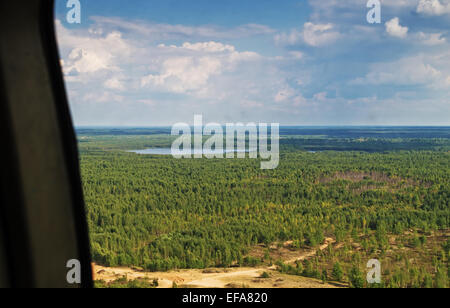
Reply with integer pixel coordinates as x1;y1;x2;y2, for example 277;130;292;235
77;127;450;288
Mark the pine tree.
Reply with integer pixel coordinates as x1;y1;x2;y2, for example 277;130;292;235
332;262;344;282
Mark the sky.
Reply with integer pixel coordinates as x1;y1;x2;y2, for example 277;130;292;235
55;0;450;126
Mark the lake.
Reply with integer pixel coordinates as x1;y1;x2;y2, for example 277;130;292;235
128;148;254;156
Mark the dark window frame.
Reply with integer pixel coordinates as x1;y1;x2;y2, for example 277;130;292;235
0;0;92;288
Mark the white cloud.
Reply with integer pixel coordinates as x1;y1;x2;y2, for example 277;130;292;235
416;0;450;16
274;29;303;46
181;42;236;53
55;18;301;124
352;55;450;89
140;42;261;96
55;10;450;127
90;16;275;40
385;18;409;38
303;22;340;47
141;56;223;94
275;22;340;47
57;18;268;102
56;20;131;77
65;44;113;74
416;32;447;45
104;77;125;90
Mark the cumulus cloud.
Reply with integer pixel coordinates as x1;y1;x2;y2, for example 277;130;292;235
385;18;409;38
55;17;306;126
416;0;450;16
140;42;261;96
141;55;222;95
56;21;131;77
56;18;268;100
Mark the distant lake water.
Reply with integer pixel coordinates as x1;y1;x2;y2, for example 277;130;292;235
128;148;253;156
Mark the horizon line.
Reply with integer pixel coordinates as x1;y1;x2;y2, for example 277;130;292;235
74;125;450;128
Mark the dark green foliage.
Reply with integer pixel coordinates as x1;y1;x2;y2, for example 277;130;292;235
321;269;328;283
260;272;271;279
349;266;365;288
332;262;344;282
95;278;157;289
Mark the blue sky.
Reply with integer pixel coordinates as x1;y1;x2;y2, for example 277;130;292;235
55;0;450;126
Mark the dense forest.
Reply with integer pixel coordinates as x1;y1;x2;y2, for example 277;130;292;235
78;127;450;288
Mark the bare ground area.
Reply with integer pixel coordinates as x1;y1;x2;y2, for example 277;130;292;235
93;238;345;288
316;171;428;194
93;264;342;288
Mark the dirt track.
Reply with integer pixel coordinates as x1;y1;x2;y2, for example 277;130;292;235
283;237;336;265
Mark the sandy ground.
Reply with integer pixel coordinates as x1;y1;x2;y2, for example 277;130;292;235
93;265;342;288
93;238;345;288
